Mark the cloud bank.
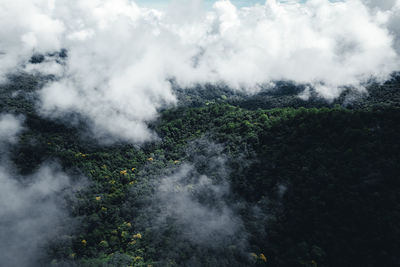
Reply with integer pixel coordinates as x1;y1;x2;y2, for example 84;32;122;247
1;0;400;142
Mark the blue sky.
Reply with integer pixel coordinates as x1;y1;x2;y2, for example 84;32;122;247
134;0;342;10
135;0;267;9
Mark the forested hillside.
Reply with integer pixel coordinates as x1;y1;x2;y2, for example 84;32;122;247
1;74;399;267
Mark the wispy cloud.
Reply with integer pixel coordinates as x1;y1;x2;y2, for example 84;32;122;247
0;114;82;267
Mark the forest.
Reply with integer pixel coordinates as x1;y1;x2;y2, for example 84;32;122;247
0;73;399;267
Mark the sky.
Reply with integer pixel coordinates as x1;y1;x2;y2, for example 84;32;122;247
135;0;266;9
135;0;343;9
0;0;400;143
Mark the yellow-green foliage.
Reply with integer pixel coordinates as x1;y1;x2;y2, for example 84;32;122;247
132;233;142;239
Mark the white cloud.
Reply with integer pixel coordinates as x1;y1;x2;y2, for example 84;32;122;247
0;0;64;80
0;114;24;144
0;0;399;143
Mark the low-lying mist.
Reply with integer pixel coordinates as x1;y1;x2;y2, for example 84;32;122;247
123;139;269;266
0;113;84;267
